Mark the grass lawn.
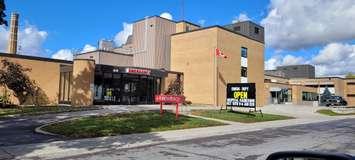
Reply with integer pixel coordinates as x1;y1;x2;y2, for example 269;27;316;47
0;106;98;118
191;110;293;123
42;111;225;138
316;109;355;116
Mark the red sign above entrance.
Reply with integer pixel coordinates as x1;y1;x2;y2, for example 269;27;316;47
125;68;151;75
155;95;184;103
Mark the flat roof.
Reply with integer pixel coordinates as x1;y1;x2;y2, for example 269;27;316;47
76;49;133;57
0;52;72;64
133;15;201;27
229;20;264;29
95;64;183;77
277;64;315;68
171;25;265;44
264;73;289;79
176;20;200;27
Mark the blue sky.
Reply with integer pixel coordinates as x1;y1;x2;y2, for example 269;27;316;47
4;0;269;56
1;0;355;76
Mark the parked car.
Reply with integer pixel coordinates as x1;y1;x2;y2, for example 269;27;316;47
323;96;347;107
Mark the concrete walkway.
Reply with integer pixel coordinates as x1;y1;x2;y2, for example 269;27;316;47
260;104;327;118
0;104;354;160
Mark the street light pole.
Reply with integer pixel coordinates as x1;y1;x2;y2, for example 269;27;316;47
318;82;321;106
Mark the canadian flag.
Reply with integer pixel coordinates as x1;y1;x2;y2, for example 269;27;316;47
215;48;227;58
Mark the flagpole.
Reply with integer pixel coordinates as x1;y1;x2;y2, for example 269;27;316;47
214;48;218;107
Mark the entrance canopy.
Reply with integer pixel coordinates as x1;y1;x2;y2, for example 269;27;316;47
94;65;168;105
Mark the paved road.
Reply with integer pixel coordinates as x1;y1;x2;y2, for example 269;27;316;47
0;106;153;147
61;118;355;160
0;115;63;147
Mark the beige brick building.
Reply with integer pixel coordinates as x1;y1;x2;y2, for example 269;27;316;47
1;14;354;107
171;27;264;107
265;74;355;106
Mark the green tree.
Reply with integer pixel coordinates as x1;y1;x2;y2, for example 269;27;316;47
0;0;7;26
345;73;355;78
0;59;48;105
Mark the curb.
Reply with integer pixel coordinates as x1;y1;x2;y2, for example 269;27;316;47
10;117;354;159
34;114;107;137
35;121;65;136
34;109;171;137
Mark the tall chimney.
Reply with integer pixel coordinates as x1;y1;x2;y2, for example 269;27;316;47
7;12;19;54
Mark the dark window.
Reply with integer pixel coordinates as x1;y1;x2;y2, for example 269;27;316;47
302;92;318;101
241;67;247;77
241;47;248;58
348;94;355;97
150;24;154;27
233;26;241;31
185;26;190;31
254;27;259;34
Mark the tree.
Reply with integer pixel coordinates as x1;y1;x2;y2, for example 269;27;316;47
345;73;355;78
320;87;332;105
0;59;48;105
165;77;183;95
0;0;7;26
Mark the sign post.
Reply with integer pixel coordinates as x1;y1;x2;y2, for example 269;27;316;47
155;95;185;120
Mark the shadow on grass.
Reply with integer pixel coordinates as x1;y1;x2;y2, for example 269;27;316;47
226;110;256;117
2;111;207;159
42;111;223;138
0;106;100;118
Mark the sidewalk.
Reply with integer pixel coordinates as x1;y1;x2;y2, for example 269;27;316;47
1;105;354;160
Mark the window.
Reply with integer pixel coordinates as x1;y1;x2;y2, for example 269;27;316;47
302;92;318;101
241;47;248;58
233;26;241;31
185;26;190;31
254;27;259;34
241;67;247;77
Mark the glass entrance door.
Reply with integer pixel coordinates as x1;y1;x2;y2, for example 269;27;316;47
94;72;161;105
121;75;139;105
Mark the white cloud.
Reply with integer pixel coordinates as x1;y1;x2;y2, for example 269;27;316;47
232;13;251;23
160;12;173;20
282;55;305;66
0;26;8;52
265;42;355;76
82;44;96;53
265;54;306;70
198;19;206;27
51;49;73;61
312;43;355;76
114;22;133;47
51;44;97;61
0;24;48;56
261;0;355;50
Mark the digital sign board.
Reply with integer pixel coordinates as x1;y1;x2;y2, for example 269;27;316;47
226;83;256;108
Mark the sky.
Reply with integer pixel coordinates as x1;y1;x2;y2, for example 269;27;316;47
1;0;355;76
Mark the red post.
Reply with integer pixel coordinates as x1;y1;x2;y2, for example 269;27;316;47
160;102;163;116
176;103;179;120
